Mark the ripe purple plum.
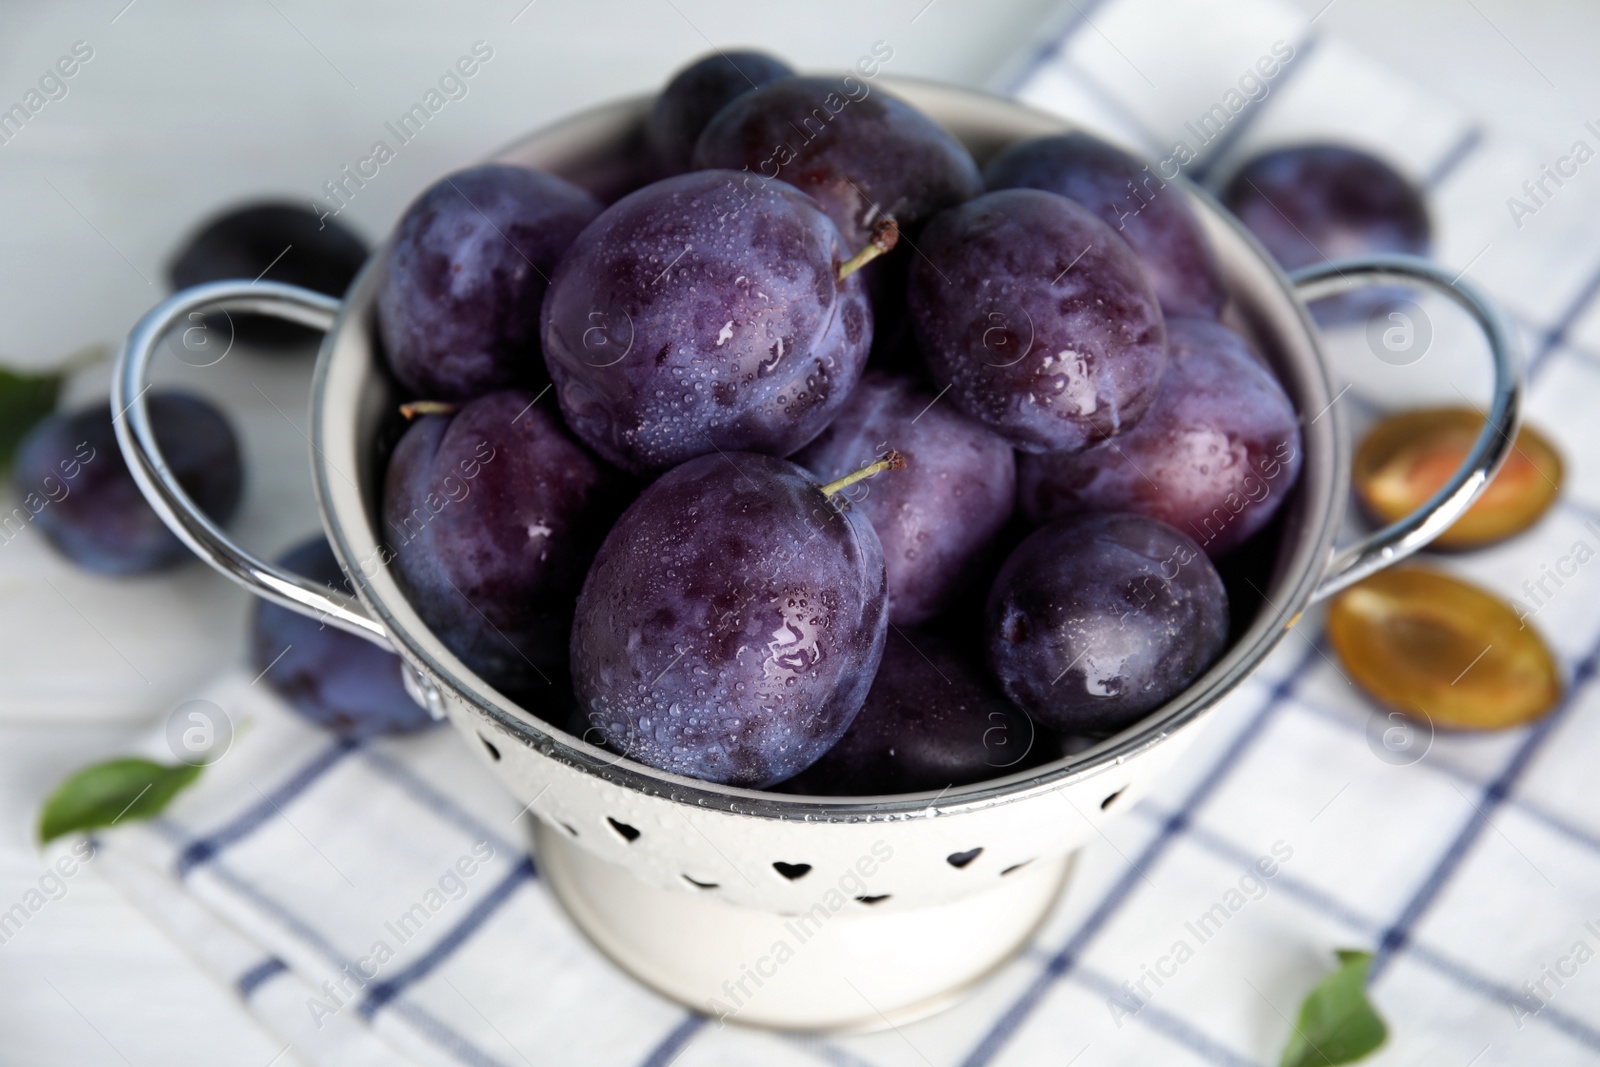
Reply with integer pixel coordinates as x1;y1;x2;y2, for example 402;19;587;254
784;631;1040;795
691;75;967;371
1220;145;1430;324
384;390;628;698
984;132;1224;319
251;536;434;738
908;188;1167;453
13;392;241;575
168;202;368;348
570;451;890;787
987;513;1227;734
692;75;982;255
541;170;872;474
378;165;602;400
1018;318;1301;557
648;50;794;174
794;372;1015;624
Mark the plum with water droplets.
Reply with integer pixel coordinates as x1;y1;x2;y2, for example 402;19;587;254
784;631;1040;795
378;165;601;401
541;169;872;474
648;50;794;174
694;76;980;347
384;390;629;699
794;372;1015;624
908;188;1167;454
984;132;1224;319
692;75;981;256
1017;318;1301;557
987;512;1227;734
570;451;890;786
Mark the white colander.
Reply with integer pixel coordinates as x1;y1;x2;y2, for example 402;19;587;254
114;79;1518;1030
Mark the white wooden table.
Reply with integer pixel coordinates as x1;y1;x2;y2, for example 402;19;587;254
2;1;1596;1062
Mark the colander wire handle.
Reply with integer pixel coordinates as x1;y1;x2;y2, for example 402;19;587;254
1292;254;1522;602
112;279;392;648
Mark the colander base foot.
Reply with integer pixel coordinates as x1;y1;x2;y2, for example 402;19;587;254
532;820;1075;1032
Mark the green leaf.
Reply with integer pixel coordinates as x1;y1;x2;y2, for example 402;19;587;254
1280;949;1388;1067
0;346;106;470
0;364;66;470
38;757;204;844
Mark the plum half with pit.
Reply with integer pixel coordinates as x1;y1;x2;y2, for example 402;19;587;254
987;513;1227;735
983;132;1225;319
541;169;874;474
908;188;1167;453
794;372;1015;625
384;390;629;699
378;165;602;401
1018;318;1302;557
648;50;794;174
784;630;1040;796
570;451;892;787
13;391;242;576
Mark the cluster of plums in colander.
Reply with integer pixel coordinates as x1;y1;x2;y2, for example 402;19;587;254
373;48;1312;795
14;50;1435;795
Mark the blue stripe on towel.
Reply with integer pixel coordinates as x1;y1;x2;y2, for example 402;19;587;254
959;641;1320;1067
176;738;359;877
236;957;289;999
360;856;537;1019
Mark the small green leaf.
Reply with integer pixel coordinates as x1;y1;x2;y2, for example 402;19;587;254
1280;949;1388;1067
0;365;66;470
0;346;106;470
38;757;204;844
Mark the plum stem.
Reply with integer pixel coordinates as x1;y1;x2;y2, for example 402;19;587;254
399;400;459;419
819;450;906;498
836;217;900;282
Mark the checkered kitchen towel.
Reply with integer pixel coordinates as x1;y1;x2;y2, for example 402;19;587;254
92;0;1600;1063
